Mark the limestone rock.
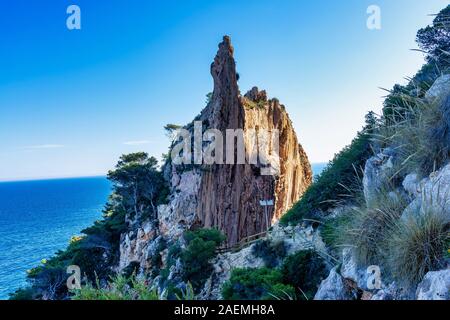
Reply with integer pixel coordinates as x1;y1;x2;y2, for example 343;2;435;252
416;269;450;300
425;74;450;105
314;268;353;300
402;163;450;220
199;244;265;300
158;169;202;240
341;248;371;291
402;173;421;197
119;220;156;270
269;222;326;256
363;148;395;206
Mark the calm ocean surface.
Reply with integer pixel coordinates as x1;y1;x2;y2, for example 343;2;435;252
0;177;111;299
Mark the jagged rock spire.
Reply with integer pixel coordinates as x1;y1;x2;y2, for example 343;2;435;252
209;36;242;130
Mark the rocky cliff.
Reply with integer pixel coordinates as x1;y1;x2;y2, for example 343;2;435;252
119;36;312;271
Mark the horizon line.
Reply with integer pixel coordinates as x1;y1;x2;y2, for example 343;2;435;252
0;174;108;184
0;162;329;183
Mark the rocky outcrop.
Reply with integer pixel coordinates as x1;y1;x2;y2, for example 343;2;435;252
425;74;450;104
191;36;312;245
200;222;326;300
314;268;353;300
402;163;450;221
363;148;396;206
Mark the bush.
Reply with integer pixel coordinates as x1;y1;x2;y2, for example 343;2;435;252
181;228;225;291
386;206;449;285
251;240;287;268
280;250;328;300
222;268;295;300
72;274;159;300
9;288;34;300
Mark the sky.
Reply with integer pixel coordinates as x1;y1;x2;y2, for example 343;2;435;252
0;0;447;181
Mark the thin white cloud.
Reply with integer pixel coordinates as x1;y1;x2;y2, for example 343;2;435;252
123;140;152;146
23;144;65;150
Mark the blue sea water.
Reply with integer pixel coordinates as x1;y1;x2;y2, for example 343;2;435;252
0;177;111;299
311;162;327;177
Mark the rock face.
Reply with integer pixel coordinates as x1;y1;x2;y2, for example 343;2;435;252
314;268;353;300
425;74;450;104
191;36;312;245
416;269;450;300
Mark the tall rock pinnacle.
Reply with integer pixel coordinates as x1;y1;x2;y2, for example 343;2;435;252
208;36;243;130
194;36;313;245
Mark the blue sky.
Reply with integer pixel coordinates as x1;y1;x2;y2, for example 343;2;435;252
0;0;447;181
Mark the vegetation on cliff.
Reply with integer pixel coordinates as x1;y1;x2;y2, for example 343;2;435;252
309;5;450;289
222;250;327;300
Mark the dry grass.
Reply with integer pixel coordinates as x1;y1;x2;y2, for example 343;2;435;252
385;198;449;285
376;93;448;179
337;191;408;266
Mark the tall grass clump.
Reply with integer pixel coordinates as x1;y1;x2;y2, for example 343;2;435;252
334;190;408;266
386;204;449;285
377;92;449;179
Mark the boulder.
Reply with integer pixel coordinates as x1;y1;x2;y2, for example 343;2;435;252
425;74;450;105
402;163;450;220
416;269;450;300
340;248;372;291
402;173;421;197
314;268;353;300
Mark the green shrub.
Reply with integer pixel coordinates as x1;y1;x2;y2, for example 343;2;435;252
72;274;159;300
181;228;225;291
9;288;34;300
222;268;295;300
280;250;328;300
251;240;287;268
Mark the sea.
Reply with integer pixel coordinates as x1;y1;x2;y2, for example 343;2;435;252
0;177;111;299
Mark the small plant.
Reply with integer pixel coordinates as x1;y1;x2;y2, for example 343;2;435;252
377;91;449;179
280;250;328;300
72;273;159;300
175;282;196;300
251;240;287;268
